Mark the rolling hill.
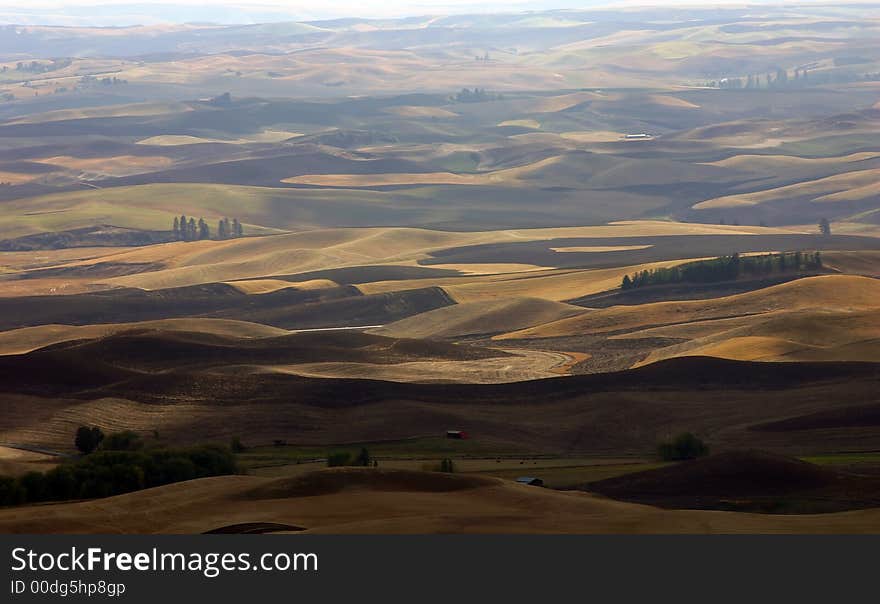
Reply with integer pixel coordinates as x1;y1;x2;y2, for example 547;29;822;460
2;467;880;534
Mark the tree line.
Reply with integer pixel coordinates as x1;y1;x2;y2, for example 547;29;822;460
622;251;823;290
5;59;72;73
706;65;880;89
0;427;237;507
173;215;243;242
452;88;503;103
707;66;811;89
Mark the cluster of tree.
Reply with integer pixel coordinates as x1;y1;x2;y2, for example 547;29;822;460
657;432;709;461
11;59;71;73
79;75;127;87
326;447;376;468
217;217;244;239
621;251;823;290
0;428;236;507
452;88;503;103
474;51;491;61
173;216;243;242
173;215;210;241
77;426;161;455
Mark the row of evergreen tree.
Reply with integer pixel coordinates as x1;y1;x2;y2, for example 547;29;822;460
172;215;243;241
622;251;823;290
708;66;880;90
707;67;810;89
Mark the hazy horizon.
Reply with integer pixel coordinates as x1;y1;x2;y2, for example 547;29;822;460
1;0;869;27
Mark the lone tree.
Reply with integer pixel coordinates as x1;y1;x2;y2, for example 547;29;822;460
818;217;832;237
232;218;243;238
657;432;709;461
74;426;105;455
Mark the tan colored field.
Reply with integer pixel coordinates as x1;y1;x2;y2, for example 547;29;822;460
37;155;173;176
0;170;44;184
224;279;338;294
500;275;880;339
6;102;191;125
523;91;608;113
384;106;458;118
822;250;880;276
655;334;879;364
0;221;788;294
372;297;583;339
115;45;641;93
498;119;540;129
442;259;721;304
431;263;545;275
648;94;700;109
704;151;880;173
550;245;653;253
694;168;880;209
281;171;489;186
137;130;301;146
263;348;579;384
0;247;141;272
361;254;784;305
627;307;880;365
281;154;572;187
2;469;879;534
0;319;289;356
95;228;493;290
282;145;756;187
0;446;59;477
560;130;627;143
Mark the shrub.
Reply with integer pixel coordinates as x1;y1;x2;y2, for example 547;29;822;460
658;432;709;461
230;437;246;453
18;472;46;501
327;451;352;467
0;476;25;506
422;459;456;473
102;431;143;452
354;447;372;467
